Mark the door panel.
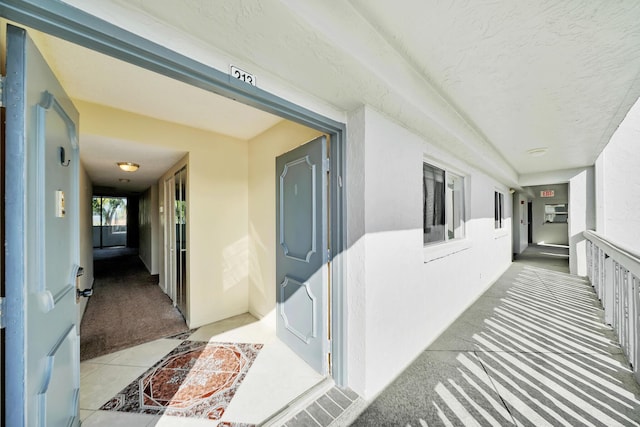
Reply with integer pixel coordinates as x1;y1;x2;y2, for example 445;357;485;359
164;166;188;318
5;25;81;426
174;166;187;316
164;177;176;300
276;136;328;374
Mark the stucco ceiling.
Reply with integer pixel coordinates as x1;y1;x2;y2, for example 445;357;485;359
57;0;640;183
349;0;640;174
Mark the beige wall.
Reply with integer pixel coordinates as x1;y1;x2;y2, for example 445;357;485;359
77;101;250;328
78;162;94;323
247;121;324;319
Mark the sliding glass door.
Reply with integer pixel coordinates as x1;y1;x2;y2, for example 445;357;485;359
92;196;127;248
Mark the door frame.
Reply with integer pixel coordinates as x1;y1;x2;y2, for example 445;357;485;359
1;0;348;386
164;175;176;302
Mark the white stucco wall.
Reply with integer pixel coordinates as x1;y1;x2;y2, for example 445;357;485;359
78;101;250;329
347;106;512;399
595;98;640;251
247;121;323;321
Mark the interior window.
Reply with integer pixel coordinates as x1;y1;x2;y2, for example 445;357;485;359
544;203;568;223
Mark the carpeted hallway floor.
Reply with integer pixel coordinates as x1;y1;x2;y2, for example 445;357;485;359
80;248;189;361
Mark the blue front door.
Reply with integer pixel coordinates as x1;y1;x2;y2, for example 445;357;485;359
4;24;81;427
275;136;329;375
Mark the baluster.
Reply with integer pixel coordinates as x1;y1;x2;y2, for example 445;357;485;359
587;241;593;282
594;246;600;297
634;275;640;379
600;248;604;297
622;267;629;360
614;260;620;333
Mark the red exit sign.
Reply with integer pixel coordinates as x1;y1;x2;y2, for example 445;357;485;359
540;190;555;198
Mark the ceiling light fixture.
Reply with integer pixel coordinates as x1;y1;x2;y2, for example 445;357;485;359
117;162;140;172
527;147;548;157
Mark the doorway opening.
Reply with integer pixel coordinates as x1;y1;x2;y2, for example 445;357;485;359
2;5;347;424
528;201;533;244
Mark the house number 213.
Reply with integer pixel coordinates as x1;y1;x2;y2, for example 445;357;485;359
230;66;256;86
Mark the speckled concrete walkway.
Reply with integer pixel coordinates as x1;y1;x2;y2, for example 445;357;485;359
348;245;640;426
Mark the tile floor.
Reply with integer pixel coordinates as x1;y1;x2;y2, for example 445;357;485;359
80;313;324;426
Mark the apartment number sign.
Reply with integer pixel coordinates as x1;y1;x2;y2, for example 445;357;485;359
540;190;555;198
230;65;256;86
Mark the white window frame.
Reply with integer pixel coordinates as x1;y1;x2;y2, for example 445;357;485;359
494;191;505;229
544;203;568;223
423;159;470;262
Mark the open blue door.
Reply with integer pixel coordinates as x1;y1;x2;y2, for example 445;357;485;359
276;136;329;375
4;24;81;426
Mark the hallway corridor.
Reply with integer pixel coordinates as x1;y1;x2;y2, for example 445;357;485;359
348;246;640;426
80;248;189;360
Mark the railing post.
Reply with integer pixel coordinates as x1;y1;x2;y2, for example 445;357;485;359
634;275;640;382
587;241;593;282
604;255;614;326
598;249;611;305
594;246;600;296
621;266;630;360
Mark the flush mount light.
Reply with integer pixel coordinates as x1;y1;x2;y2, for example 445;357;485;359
527;147;548;157
117;162;140;172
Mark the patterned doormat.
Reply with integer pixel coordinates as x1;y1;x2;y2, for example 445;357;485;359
101;340;263;421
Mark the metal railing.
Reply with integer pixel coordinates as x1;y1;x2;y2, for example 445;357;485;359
584;230;640;384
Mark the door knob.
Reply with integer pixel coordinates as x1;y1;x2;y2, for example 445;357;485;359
77;288;93;298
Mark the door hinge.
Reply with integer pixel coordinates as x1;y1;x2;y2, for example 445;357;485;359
0;75;5;107
0;297;5;329
324;158;330;172
327;248;332;262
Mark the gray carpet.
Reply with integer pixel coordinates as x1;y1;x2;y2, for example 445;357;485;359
80;248;189;361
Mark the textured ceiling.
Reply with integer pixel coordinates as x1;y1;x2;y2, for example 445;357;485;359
82;135;186;194
349;0;640;174
59;0;640;182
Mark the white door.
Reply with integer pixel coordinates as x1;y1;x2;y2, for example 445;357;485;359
164;176;176;301
163;166;188;317
275;136;329;374
174;166;188;317
4;24;81;426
